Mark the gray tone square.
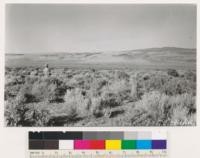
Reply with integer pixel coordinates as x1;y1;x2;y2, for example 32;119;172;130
124;132;137;139
83;132;98;140
137;132;152;139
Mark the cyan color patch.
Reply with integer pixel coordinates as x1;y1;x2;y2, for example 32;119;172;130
136;140;152;149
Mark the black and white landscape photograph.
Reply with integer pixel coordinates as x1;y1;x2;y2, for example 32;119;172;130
5;4;196;127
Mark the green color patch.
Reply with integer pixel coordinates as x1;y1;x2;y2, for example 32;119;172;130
122;140;136;149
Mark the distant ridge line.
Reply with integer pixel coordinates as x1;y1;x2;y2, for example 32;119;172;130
6;46;196;55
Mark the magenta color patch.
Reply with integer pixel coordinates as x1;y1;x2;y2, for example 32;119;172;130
74;140;90;149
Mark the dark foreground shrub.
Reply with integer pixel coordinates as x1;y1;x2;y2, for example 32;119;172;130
167;69;179;77
5;101;50;126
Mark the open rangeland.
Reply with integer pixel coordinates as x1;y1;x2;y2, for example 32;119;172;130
5;47;196;126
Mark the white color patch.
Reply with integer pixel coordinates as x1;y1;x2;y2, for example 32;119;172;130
152;131;167;140
59;140;74;150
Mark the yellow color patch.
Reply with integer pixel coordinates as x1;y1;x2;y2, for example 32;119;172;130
105;140;121;150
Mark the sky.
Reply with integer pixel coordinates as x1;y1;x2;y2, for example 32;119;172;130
6;4;196;53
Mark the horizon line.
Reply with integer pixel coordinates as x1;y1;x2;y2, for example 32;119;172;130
5;46;196;54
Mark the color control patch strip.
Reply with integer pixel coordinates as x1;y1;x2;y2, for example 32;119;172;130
29;131;167;150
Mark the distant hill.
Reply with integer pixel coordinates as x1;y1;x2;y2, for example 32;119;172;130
5;47;196;69
133;47;196;52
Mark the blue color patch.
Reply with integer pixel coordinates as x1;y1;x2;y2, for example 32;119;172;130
136;140;152;149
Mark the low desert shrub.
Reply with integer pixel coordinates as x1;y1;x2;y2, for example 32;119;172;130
138;72;195;96
114;71;129;80
134;91;171;126
4;101;19;126
170;106;196;126
69;73;86;88
90;97;105;118
64;88;90;117
30;108;51;126
90;96;116;118
129;75;139;100
5;67;196;126
16;84;37;104
66;106;79;120
136;74;165;98
5;84;21;100
133;91;196;126
12;76;67;104
100;90;122;108
161;78;195;96
87;79;129;111
5;101;50;126
184;71;196;82
31;77;66;103
103;79;130;100
25;76;39;84
170;93;196;115
5;76;20;86
91;78;108;91
167;69;179;77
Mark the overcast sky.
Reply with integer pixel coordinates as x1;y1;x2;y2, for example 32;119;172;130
6;4;196;53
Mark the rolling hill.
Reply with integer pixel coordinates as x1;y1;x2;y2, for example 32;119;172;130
5;47;196;69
